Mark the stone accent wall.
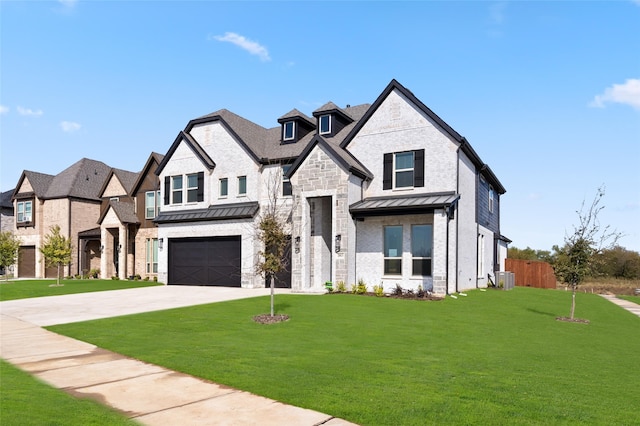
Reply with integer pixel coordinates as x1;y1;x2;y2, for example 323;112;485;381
291;144;350;291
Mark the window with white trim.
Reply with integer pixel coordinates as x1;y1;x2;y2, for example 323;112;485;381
319;114;331;135
145;191;160;219
283;121;295;141
384;225;403;275
238;176;247;196
394;151;415;188
186;173;199;203
146;238;158;274
171;175;183;204
17;200;32;223
219;178;228;198
411;224;433;276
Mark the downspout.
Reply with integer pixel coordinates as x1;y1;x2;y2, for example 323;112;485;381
445;208;449;295
69;198;74;276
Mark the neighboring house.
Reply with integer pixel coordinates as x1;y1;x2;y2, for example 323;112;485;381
97;152;163;279
11;159;112;278
0;189;15;233
155;79;508;295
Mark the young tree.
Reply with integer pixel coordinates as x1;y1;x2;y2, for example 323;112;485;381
255;166;292;319
0;231;21;282
40;225;73;287
553;186;621;320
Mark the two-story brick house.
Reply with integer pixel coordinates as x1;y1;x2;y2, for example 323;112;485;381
97;152;163;279
11;158;113;278
155;80;508;295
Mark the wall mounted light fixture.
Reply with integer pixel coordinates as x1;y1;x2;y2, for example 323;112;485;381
335;234;341;253
158;238;164;250
294;236;300;253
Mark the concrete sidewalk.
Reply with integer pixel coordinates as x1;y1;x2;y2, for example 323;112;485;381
1;286;356;426
599;294;640;318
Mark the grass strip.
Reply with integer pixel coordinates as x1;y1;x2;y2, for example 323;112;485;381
0;360;137;425
49;288;640;425
0;279;161;301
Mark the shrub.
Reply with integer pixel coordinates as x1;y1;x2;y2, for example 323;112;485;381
391;284;404;296
111;276;119;280
373;284;385;297
356;278;367;294
350;283;358;294
336;281;347;293
153;276;158;282
89;268;99;279
143;276;150;282
416;285;425;298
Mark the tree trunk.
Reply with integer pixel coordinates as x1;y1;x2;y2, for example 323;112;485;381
57;263;61;286
570;283;577;319
270;274;275;317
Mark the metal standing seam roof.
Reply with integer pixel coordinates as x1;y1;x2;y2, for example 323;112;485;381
349;192;460;217
154;201;259;224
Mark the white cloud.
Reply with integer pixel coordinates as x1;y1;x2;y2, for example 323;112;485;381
211;32;271;62
0;105;8;115
17;106;43;117
589;78;640;110
60;121;81;132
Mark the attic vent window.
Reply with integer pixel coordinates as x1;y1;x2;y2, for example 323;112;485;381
319;114;331;135
283;121;295;141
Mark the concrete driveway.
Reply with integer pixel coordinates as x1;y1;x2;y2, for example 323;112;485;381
0;285;289;326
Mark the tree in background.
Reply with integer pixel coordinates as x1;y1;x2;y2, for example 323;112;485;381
594;246;640;279
552;186;621;320
508;246;553;263
0;231;21;282
40;225;73;287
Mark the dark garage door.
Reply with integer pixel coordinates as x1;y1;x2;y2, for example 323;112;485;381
18;246;36;278
168;237;241;287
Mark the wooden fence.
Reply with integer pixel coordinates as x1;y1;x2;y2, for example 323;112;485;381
505;258;557;289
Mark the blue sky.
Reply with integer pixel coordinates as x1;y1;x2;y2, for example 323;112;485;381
1;1;639;252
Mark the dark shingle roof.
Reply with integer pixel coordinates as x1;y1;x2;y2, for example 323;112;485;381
17;171;55;198
44;158;112;201
113;169;139;194
1;189;15;209
98;200;139;225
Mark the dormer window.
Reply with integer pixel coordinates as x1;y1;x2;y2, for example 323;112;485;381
283;121;295;141
319;114;331;135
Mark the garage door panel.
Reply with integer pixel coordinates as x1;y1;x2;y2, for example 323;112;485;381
169;237;241;287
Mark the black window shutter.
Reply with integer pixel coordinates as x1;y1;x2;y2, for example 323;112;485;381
414;149;424;187
383;153;393;190
164;176;170;205
197;172;204;202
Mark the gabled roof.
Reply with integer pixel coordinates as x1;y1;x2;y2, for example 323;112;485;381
98;200;139;225
13;159;111;202
130;152;164;196
98;168;139;199
287;135;373;181
278;109;315;127
13;171;54;199
156;131;216;176
340;79;506;194
312;102;355;122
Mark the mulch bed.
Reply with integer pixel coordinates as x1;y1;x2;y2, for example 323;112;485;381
253;314;290;324
555;316;590;324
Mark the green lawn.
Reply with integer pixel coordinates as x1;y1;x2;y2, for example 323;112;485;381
46;288;639;425
0;279;161;301
0;360;137;425
617;294;640;305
